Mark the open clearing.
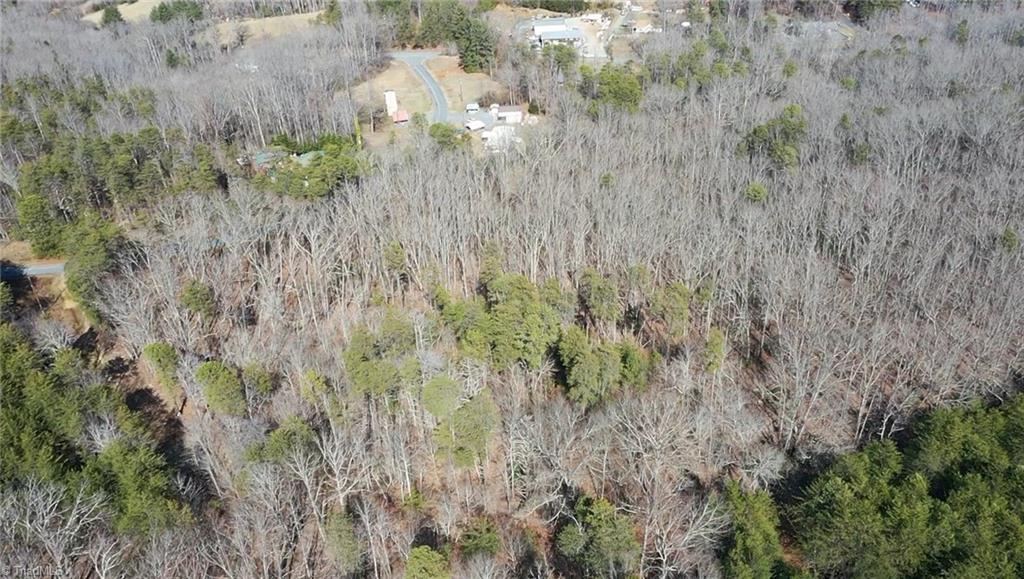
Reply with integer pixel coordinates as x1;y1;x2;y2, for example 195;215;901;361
215;11;323;46
608;36;638;63
82;0;163;25
0;241;35;263
352;60;433;118
6;273;88;333
425;56;504;112
485;3;561;37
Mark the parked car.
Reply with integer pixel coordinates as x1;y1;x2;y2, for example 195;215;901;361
466;102;480;113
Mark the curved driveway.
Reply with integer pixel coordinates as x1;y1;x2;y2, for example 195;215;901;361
391;51;449;124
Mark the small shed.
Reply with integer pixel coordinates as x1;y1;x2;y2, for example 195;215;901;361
384;90;398;117
490;104;523;125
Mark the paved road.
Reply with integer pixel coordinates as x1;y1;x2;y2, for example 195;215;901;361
607;8;636;63
391;51;449;124
0;261;66;281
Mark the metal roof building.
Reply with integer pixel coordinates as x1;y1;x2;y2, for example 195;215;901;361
538;28;584;47
532;18;568;35
540;29;584;41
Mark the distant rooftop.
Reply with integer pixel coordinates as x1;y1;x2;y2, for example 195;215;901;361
533;17;567;27
539;29;584;41
294;151;323;167
252;149;287;169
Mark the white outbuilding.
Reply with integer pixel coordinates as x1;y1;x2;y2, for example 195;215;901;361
489;104;523;124
532;17;569;37
384;90;398;118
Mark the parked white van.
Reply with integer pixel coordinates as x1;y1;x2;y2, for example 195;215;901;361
465;102;480;113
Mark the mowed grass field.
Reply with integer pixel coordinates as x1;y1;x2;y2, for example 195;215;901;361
351;60;433;117
82;0;163;25
215;11;323;46
352;56;505;119
425;56;504;111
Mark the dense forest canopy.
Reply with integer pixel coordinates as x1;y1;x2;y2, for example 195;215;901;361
1;0;1022;577
725;395;1024;578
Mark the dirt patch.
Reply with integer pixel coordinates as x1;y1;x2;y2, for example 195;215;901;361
81;0;163;25
215;10;323;46
425;56;505;112
52;279;88;332
608;35;639;63
8;275;89;334
633;13;654;29
359;125;412;149
132;357;186;413
0;241;34;263
352;60;433;118
124;379;189;464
